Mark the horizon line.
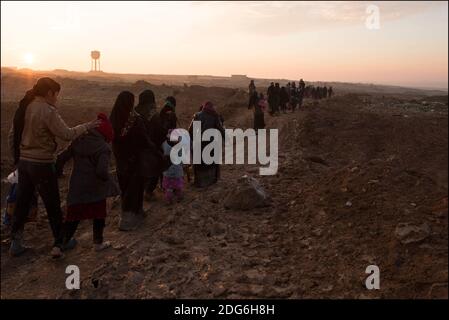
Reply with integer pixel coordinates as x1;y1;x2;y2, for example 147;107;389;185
1;65;448;92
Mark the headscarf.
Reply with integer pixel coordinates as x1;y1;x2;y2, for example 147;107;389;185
161;99;175;114
135;90;156;120
95;113;114;143
201;101;217;116
165;96;176;111
109;91;135;138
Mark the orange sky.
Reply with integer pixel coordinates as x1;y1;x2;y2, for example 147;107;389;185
1;1;448;89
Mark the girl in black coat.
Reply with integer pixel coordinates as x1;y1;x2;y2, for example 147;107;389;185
57;113;119;251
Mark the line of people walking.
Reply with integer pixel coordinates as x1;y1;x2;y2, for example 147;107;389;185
249;79;307;116
303;85;333;100
247;79;334;131
6;77;225;259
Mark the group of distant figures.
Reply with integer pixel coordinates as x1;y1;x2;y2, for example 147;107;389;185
247;79;334;130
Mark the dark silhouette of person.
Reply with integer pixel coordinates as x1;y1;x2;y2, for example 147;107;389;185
188;101;225;188
134;90;167;199
254;92;266;131
273;83;281;115
160;96;178;134
299;79;305;91
290;82;298;111
267;82;275;115
280;86;289;113
248;80;256;108
297;85;304;110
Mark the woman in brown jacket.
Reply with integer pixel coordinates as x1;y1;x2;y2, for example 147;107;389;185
8;77;99;258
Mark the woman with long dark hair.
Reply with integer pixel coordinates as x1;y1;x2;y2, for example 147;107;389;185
110;90;166;231
110;91;138;231
109;91;135;193
7;77;99;258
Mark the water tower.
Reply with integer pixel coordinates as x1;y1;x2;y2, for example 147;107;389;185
90;50;101;72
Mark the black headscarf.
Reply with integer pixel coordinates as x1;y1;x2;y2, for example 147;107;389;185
109;91;135;138
135;90;156;120
160;96;178;133
165;96;176;109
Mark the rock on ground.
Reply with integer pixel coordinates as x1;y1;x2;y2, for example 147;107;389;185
224;175;271;211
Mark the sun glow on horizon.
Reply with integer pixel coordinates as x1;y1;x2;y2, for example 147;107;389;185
22;52;34;66
1;1;448;88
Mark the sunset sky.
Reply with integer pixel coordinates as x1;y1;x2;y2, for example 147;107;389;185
1;1;448;89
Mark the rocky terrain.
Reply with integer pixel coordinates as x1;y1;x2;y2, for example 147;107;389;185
1;71;447;299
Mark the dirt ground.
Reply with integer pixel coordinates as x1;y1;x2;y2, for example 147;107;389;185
1;73;447;299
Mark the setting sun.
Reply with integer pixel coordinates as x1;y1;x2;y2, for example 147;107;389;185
22;52;34;65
